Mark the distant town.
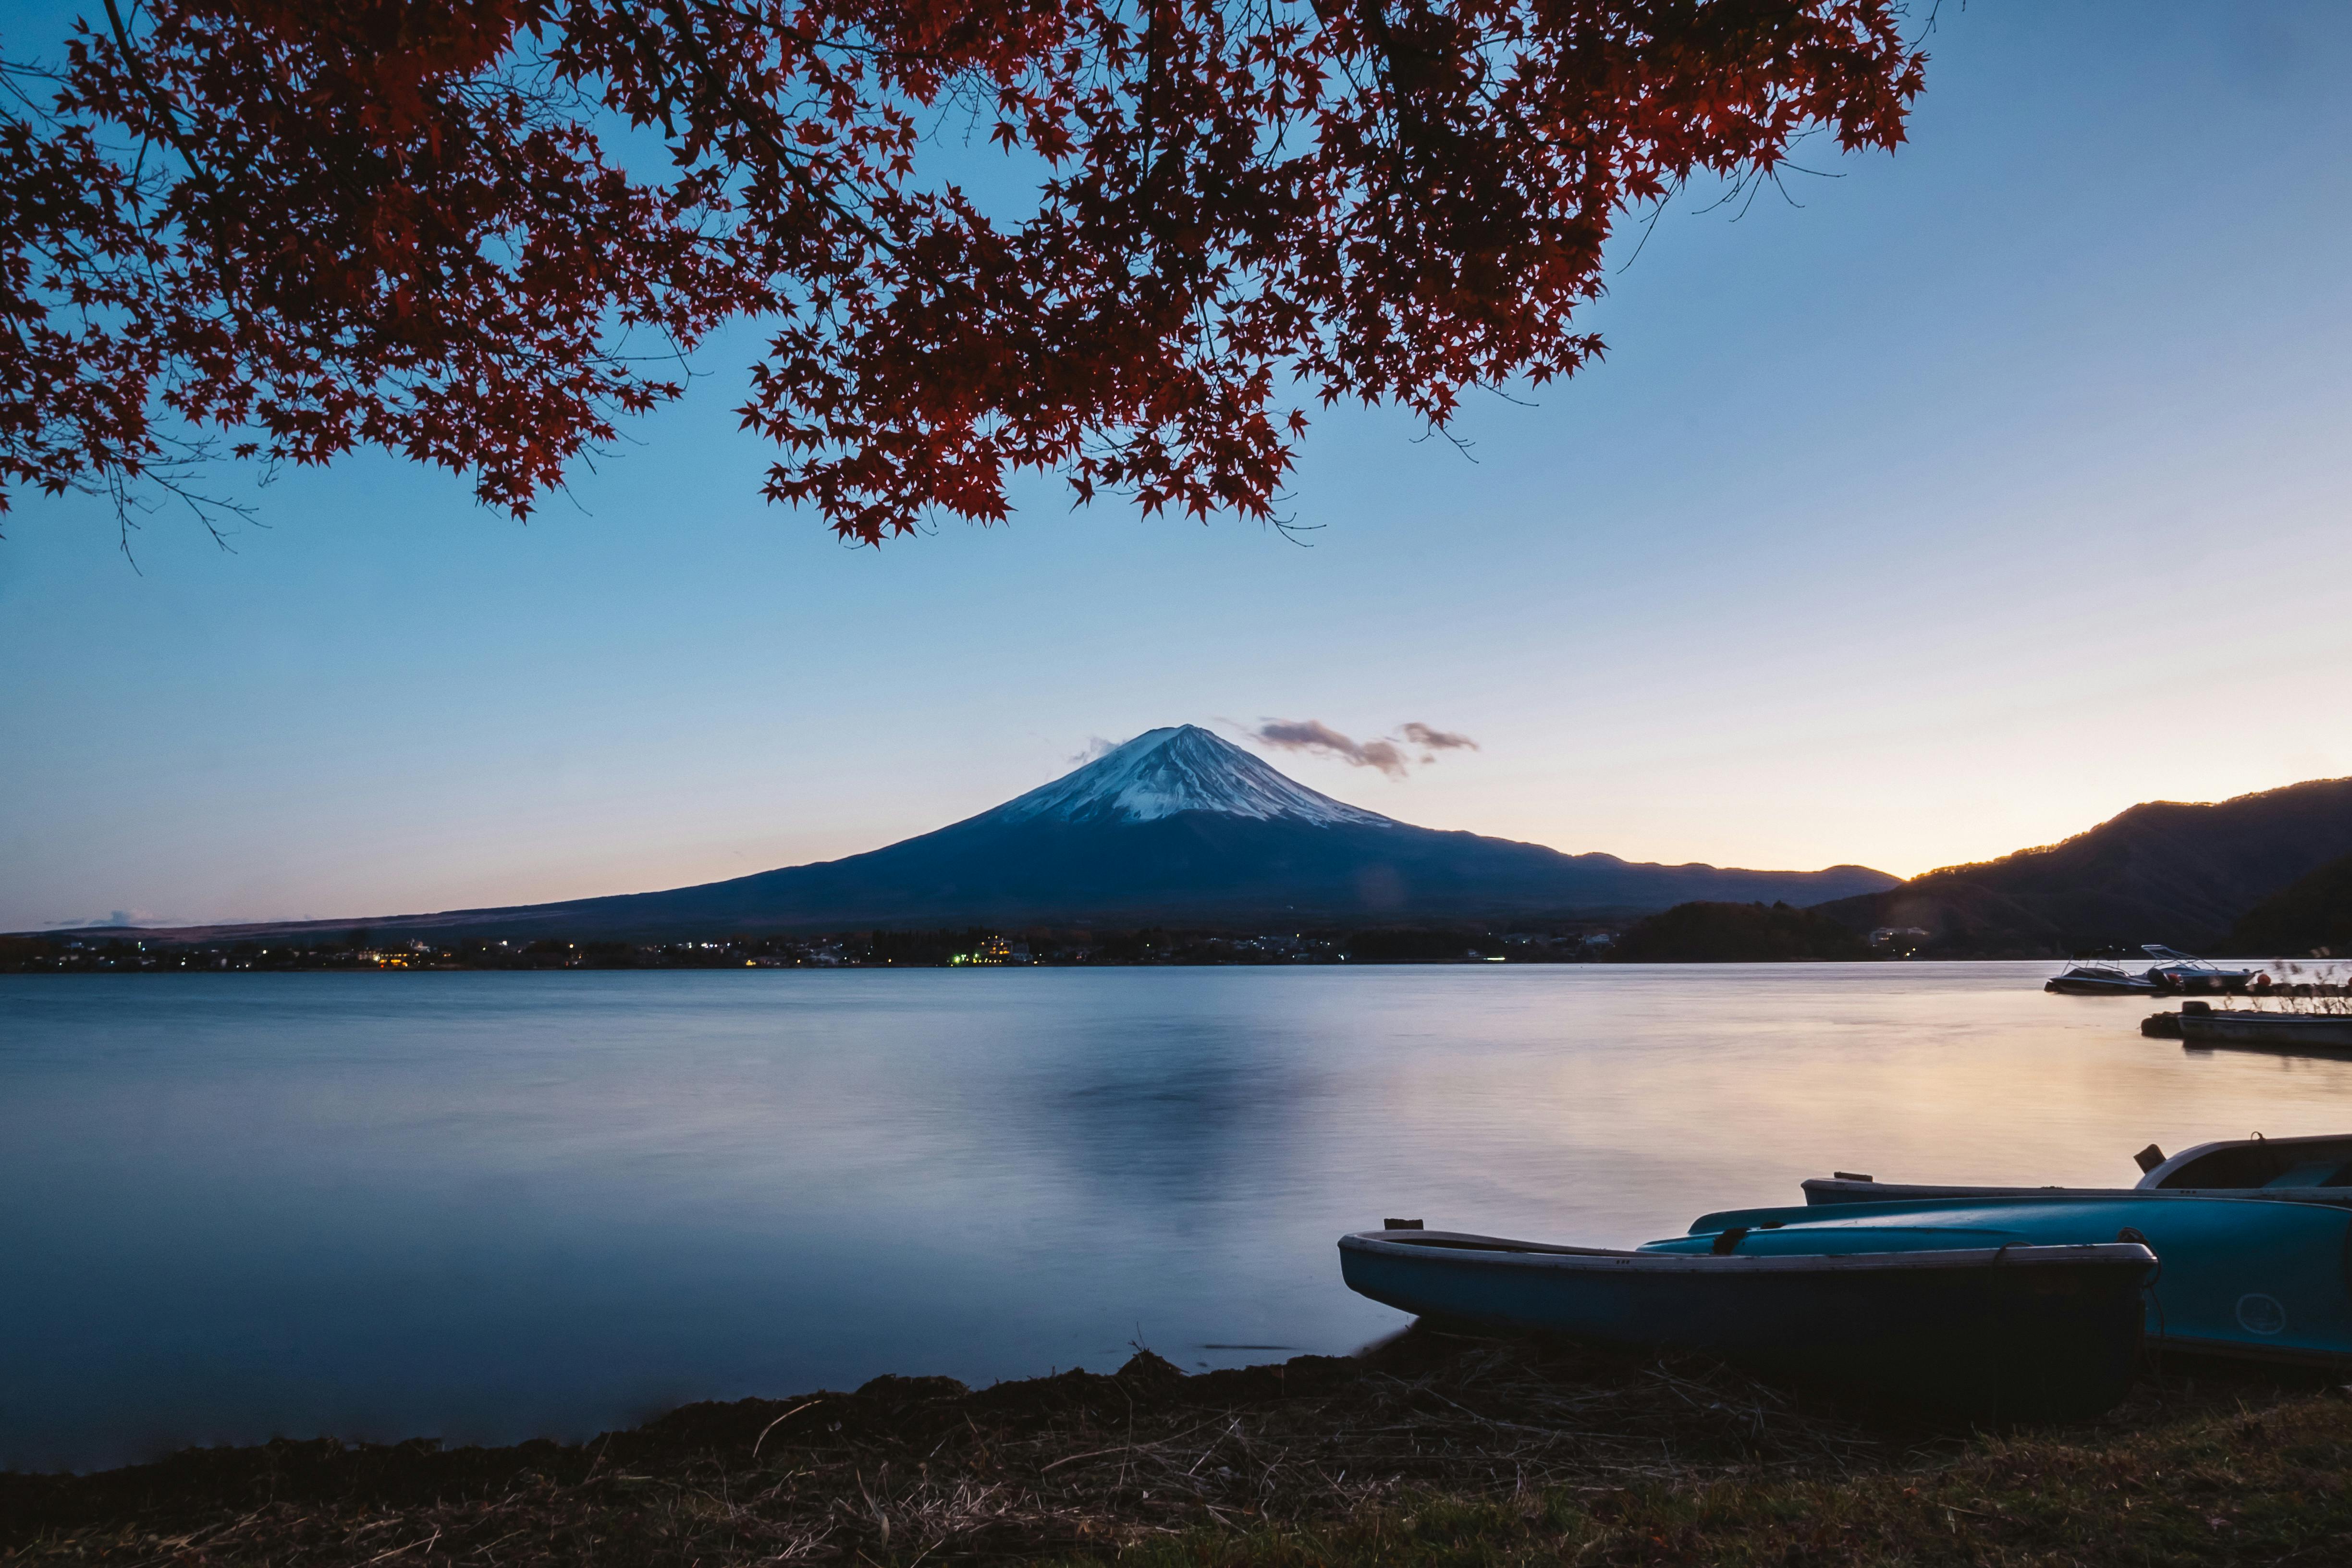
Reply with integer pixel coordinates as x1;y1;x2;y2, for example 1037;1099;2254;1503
0;902;1942;973
1;926;1615;973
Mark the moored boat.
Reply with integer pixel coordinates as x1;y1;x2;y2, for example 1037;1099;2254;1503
1339;1225;2154;1418
1804;1131;2352;1209
2141;945;2262;994
2045;947;2265;996
2046;959;2158;995
1682;1195;2352;1366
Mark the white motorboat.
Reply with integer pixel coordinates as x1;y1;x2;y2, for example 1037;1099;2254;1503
2142;945;2262;993
2046;959;2158;996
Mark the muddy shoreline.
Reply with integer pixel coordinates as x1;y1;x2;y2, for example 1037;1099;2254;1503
6;1328;2347;1566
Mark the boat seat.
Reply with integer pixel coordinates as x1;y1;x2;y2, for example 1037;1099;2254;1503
2264;1162;2350;1189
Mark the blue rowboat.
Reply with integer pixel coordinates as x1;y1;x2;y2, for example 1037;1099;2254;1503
1804;1132;2352;1209
1339;1227;2154;1419
1680;1195;2352;1366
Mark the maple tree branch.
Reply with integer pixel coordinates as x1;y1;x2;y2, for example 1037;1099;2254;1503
99;0;214;183
4;0;1927;543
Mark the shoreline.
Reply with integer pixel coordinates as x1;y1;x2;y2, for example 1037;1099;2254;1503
14;959;2334;975
7;1329;2349;1566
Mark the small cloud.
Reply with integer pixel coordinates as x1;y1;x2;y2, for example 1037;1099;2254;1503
1398;723;1479;760
1252;719;1405;778
1249;719;1478;780
44;909;166;930
1068;735;1119;765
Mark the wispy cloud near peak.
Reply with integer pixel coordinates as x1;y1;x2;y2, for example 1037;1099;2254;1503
1399;723;1479;757
1246;719;1480;779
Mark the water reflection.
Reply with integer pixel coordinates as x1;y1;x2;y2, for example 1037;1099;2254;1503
6;965;2352;1471
1016;1018;1330;1204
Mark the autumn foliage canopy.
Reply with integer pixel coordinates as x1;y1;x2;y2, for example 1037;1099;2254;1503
1;1;1923;542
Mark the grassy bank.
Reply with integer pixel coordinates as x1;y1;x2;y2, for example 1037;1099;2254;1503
6;1329;2349;1567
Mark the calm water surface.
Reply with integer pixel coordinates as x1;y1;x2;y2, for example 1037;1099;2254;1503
6;963;2351;1470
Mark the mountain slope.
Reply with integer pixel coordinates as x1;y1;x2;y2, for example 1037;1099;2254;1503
2218;851;2352;958
1814;777;2352;954
72;726;1897;942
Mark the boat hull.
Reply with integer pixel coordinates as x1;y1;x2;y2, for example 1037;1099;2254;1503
1696;1196;2352;1365
2152;972;2256;995
2047;975;2157;996
1805;1178;2352;1209
1805;1133;2352;1212
2180;1012;2352;1053
1339;1230;2152;1419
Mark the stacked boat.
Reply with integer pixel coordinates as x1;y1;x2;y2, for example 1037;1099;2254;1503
2046;946;2262;995
1340;1132;2352;1421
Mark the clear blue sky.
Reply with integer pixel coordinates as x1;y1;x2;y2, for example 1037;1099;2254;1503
5;1;2350;930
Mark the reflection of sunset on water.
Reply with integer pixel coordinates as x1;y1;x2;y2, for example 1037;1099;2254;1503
1341;963;2352;1252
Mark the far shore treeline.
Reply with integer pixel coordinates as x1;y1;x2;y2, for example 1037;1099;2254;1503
2;924;1629;973
12;778;2348;972
7;889;2333;973
0;911;1843;972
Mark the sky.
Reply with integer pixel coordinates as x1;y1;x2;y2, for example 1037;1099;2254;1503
4;1;2351;931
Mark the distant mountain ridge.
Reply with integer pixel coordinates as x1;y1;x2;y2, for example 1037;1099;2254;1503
61;726;1899;943
1815;776;2352;954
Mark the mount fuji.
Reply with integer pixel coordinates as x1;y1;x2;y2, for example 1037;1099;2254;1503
102;726;1898;941
988;725;1399;830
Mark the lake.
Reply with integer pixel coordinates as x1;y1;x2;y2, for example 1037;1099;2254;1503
6;962;2350;1472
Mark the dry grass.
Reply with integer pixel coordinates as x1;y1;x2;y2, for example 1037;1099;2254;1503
3;1328;2342;1568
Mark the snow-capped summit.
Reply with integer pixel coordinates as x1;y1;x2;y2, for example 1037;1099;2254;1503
987;725;1398;829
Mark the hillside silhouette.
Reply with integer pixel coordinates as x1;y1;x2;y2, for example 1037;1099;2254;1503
2218;850;2352;958
1815;777;2352;955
